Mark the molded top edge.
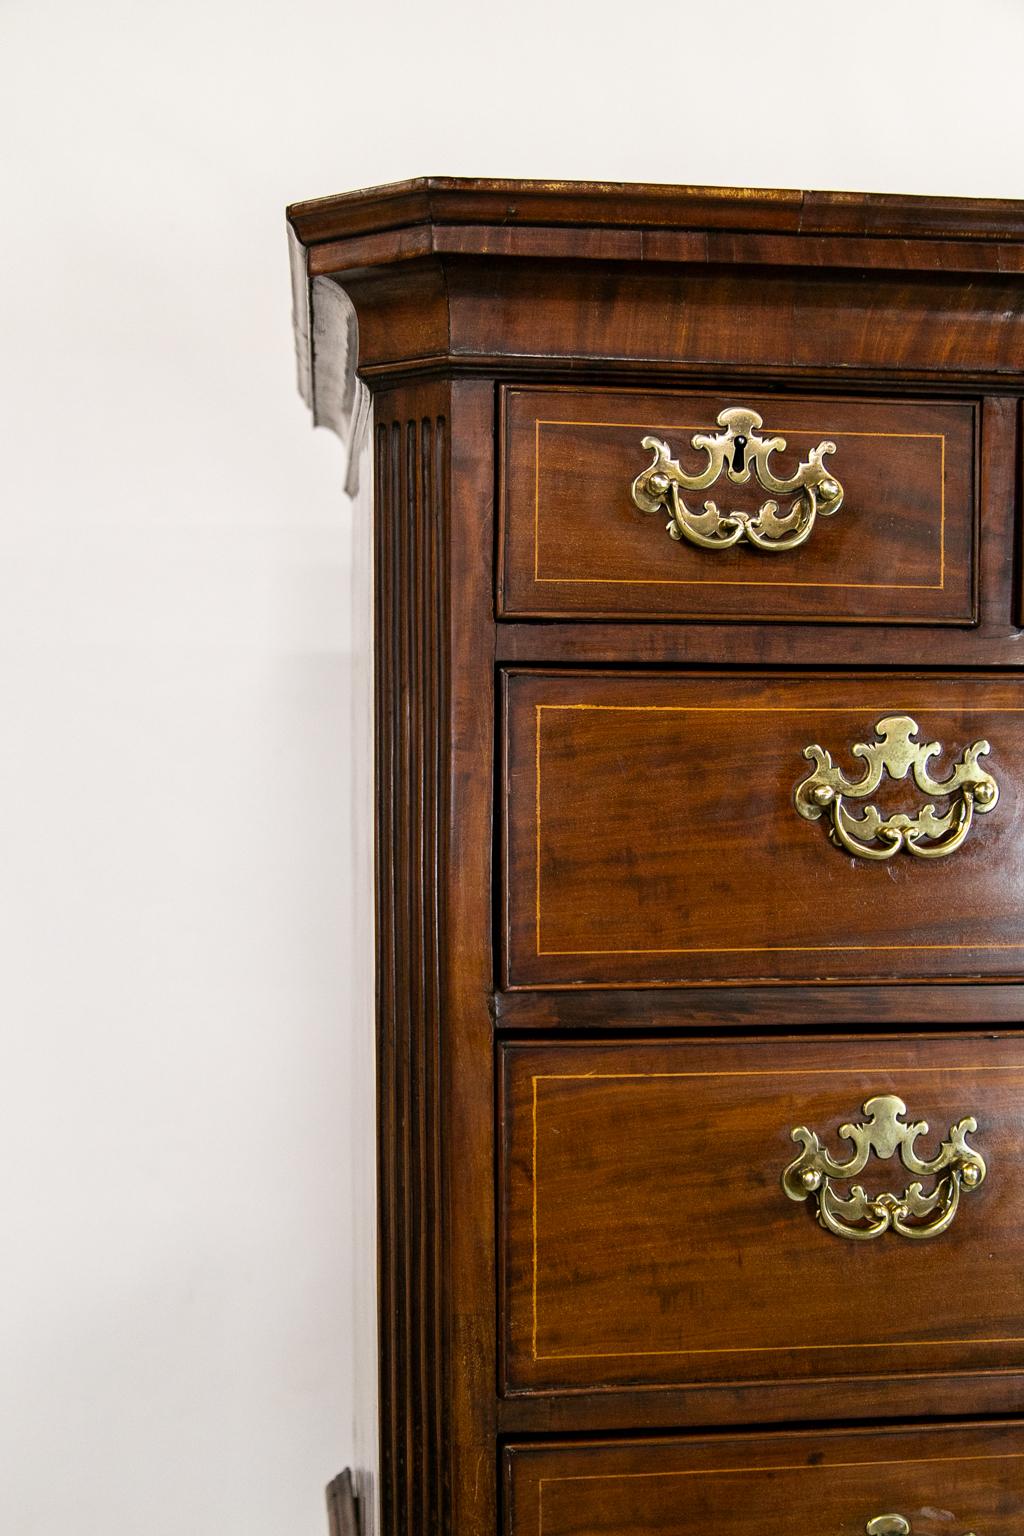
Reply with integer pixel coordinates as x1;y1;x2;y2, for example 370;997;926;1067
287;174;1024;248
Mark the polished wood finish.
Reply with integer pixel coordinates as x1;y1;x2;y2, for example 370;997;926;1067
504;670;1024;988
496;1371;1024;1435
371;379;498;1536
291;180;1024;390
500;387;976;623
289;176;1024;246
494;982;1024;1030
501;1033;1024;1396
313;260;1024;388
285;177;1024;1536
373;387;449;1536
505;1423;1024;1536
494;389;1018;667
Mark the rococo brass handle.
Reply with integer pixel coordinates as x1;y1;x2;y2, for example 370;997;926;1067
866;1518;976;1536
782;1094;986;1241
794;714;998;860
630;406;843;552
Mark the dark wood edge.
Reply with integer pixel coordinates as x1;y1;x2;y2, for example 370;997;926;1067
326;1470;359;1536
304;229;1024;286
1017;398;1024;628
498;379;985;406
493;624;1024;666
288;176;1024;249
496;1371;1024;1435
493;983;1024;1030
442;381;501;1536
370;378;502;1536
374;391;452;1536
359;356;1024;393
495;382;511;620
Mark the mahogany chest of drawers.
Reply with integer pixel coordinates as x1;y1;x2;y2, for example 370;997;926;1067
287;178;1024;1536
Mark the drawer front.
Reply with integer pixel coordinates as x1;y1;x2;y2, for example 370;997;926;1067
505;1424;1024;1536
502;670;1024;988
501;1035;1024;1395
498;387;977;624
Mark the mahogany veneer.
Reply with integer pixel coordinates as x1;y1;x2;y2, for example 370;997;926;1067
503;670;1024;988
501;1033;1024;1396
505;1424;1024;1536
500;387;977;623
286;176;1024;1536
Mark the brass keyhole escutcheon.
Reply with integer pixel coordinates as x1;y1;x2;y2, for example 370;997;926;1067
630;405;843;552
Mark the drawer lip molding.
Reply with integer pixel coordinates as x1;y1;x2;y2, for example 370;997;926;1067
502;669;1024;989
493;982;1024;1030
499;1033;1024;1397
503;1422;1024;1536
498;386;978;625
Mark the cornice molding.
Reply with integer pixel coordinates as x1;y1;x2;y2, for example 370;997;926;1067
288;175;1024;248
287;177;1024;434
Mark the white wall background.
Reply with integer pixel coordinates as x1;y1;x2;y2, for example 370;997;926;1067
3;2;1024;1532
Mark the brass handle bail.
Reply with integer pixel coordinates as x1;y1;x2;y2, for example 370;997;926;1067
630;405;843;552
795;714;998;860
866;1518;975;1536
783;1094;986;1242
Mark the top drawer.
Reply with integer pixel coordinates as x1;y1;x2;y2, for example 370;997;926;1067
498;386;977;625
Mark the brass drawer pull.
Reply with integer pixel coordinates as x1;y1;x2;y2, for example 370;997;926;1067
783;1094;986;1241
867;1519;975;1536
630;406;843;552
794;714;998;860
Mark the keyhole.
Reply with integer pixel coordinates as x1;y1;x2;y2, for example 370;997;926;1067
731;434;747;473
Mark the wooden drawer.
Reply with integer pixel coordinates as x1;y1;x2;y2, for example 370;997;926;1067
498;387;977;624
502;670;1024;989
500;1034;1024;1396
505;1423;1024;1536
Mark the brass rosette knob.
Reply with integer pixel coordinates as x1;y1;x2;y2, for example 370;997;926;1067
630;405;843;552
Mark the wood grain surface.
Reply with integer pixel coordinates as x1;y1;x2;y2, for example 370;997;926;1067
499;387;976;623
505;1422;1024;1536
501;1033;1024;1395
503;670;1024;988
